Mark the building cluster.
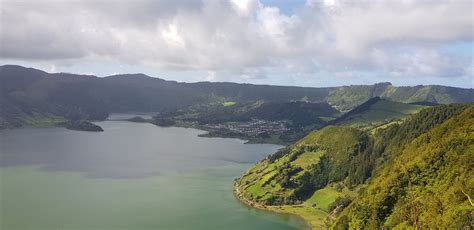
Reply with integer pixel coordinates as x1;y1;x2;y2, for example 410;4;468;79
205;119;289;136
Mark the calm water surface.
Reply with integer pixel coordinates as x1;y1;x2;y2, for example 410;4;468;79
0;121;307;230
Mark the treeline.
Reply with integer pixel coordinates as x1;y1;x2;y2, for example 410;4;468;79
333;104;473;229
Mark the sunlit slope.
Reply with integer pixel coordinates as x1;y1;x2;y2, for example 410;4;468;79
327;82;473;111
2;65;473;129
236;126;371;205
236;104;472;229
331;97;428;127
333;105;474;229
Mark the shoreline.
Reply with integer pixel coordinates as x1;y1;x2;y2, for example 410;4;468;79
233;181;323;230
109;117;288;145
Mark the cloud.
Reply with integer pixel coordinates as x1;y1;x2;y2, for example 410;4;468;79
0;0;472;83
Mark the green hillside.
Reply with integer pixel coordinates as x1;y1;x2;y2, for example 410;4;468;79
326;82;392;111
235;104;473;229
332;97;428;128
327;82;473;111
334;105;474;229
1;65;473;129
236;125;372;205
179;100;339;126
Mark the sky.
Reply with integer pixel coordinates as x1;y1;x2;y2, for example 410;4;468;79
0;0;473;88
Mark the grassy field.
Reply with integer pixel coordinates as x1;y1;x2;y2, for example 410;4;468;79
238;126;365;204
291;151;323;169
267;205;328;229
305;187;341;211
337;100;427;127
238;155;294;202
22;113;67;127
305;185;356;212
235;126;368;229
222;101;236;107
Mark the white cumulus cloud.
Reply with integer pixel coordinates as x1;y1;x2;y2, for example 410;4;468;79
0;0;472;85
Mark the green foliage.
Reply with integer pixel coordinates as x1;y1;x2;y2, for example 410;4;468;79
152;118;176;127
291;151;324;169
372;104;468;167
22;113;67;127
243;101;339;127
328;196;352;213
126;116;148;123
327;83;392;111
307;187;352;212
237;103;473;229
332;97;428;128
237;126;372;205
65;120;104;132
327;82;473;111
163;100;339;131
222;101;236;106
334;104;474;229
2;65;472;130
268;146;292;163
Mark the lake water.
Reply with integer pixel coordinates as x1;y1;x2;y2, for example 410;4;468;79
0;121;307;230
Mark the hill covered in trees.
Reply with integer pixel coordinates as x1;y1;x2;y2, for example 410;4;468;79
1;65;473;129
326;82;472;111
235;104;473;229
330;96;429;128
333;105;473;229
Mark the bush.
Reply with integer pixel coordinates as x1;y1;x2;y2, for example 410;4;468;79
328;196;352;213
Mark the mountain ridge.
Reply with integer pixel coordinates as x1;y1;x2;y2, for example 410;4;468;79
1;65;473;129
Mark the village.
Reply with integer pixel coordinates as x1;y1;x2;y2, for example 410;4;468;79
204;119;289;137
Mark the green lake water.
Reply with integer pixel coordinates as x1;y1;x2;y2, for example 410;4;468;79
0;121;306;230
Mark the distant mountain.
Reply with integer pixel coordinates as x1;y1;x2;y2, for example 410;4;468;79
330;96;429;127
243;101;338;125
190;101;339;126
1;65;473;129
326;82;473;111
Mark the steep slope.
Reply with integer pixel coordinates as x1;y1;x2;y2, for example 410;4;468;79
0;65;333;128
0;66;67;128
326;82;473;111
326;82;393;111
381;84;474;105
235;104;472;229
236;126;372;205
1;65;473;129
334;105;474;229
331;97;428;128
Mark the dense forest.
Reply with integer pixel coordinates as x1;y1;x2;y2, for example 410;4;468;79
334;105;473;229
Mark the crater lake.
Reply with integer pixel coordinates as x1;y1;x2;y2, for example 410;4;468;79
0;120;307;230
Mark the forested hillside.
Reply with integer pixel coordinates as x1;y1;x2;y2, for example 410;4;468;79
235;104;473;229
327;82;473;111
330;96;428;128
1;65;473;129
334;105;473;229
